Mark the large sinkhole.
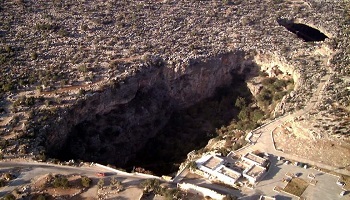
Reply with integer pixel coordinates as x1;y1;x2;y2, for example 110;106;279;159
52;72;259;176
126;75;255;175
278;19;328;42
45;50;295;176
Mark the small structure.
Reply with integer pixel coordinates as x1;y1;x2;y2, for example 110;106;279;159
196;155;224;178
242;152;268;167
243;164;266;183
215;165;242;185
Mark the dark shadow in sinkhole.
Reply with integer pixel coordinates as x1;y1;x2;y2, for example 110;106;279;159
125;73;258;176
278;19;328;42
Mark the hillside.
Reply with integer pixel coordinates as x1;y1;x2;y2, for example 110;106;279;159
0;0;349;172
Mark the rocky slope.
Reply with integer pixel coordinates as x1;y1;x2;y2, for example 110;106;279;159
47;51;254;165
0;0;348;170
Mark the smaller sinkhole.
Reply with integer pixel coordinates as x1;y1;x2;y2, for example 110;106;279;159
278;19;328;42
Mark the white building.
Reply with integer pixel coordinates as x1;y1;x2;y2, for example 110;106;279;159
242;152;267;167
195;151;269;185
196;155;241;185
243;164;267;183
241;152;268;183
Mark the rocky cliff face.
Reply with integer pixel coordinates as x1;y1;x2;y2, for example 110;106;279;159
254;53;300;88
46;50;255;165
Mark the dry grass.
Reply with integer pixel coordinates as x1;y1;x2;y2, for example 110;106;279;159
283;177;309;197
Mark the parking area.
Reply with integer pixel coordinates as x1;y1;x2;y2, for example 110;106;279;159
242;155;348;199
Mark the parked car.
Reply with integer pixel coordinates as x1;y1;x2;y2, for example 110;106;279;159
340;191;346;196
96;172;105;177
337;181;345;187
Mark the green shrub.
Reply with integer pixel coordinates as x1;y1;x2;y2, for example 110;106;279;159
97;178;104;189
53;176;69;188
81;176;91;188
187;161;197;170
31;52;38;60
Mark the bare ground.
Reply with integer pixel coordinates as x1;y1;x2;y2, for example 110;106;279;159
273;123;350;171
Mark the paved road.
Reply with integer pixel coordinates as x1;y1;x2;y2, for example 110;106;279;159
237;71;350;176
0;161;153;197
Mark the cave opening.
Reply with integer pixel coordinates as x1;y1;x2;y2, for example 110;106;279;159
54;72;260;176
125;74;255;175
278;20;328;42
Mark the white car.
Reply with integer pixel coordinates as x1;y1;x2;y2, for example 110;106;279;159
340;191;346;196
337;181;345;187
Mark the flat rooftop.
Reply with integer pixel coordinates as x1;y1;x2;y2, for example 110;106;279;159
245;165;266;178
244;153;267;166
203;156;223;170
218;166;241;180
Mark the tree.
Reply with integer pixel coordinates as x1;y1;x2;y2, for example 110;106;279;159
140;179;160;193
235;96;246;109
164;188;181;200
78;89;85;96
251;109;264;122
97;178;104;189
53;176;69;188
81;176;91;188
238;107;249;121
110;176;117;186
110;176;123;190
218;147;229;156
31;52;38;60
187;161;197;171
115;180;124;191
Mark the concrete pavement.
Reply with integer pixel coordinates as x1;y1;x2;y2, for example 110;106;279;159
237;70;350;176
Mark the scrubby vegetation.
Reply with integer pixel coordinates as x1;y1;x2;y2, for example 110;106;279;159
140;179;183;200
256;76;294;114
81;176;91;188
0;0;348;179
52;176;69;188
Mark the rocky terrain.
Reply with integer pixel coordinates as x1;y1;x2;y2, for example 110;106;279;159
0;0;349;173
